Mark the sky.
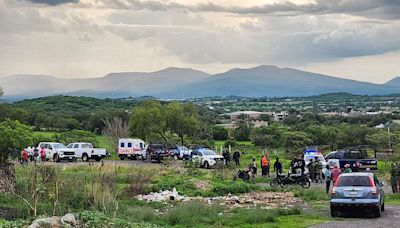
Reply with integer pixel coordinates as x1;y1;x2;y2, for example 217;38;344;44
0;0;399;83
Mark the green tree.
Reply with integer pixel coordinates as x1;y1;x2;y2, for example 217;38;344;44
282;131;312;155
211;126;228;140
0;119;33;164
165;102;199;145
366;130;400;150
325;126;342;150
130;100;168;142
233;121;253;141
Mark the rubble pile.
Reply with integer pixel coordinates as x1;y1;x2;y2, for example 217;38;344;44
136;189;301;209
135;188;185;202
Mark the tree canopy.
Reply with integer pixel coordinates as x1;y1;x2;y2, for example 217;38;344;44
0;119;33;164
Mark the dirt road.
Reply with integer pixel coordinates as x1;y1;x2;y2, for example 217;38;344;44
311;205;400;228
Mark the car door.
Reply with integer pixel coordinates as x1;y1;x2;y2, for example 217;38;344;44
73;144;81;157
44;144;53;159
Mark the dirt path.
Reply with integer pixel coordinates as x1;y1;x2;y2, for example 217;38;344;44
311;205;400;228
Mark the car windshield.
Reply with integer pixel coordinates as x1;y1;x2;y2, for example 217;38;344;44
337;176;371;187
53;143;66;149
202;150;216;156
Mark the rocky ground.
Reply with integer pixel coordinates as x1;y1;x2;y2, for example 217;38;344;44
135;188;301;210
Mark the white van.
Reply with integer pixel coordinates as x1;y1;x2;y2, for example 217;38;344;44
118;138;146;160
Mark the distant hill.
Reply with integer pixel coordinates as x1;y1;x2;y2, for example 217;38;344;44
1;65;399;100
155;65;400;98
385;77;400;87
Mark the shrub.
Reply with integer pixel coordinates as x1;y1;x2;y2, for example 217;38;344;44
161;202;222;226
124;171;153;197
211;181;251;196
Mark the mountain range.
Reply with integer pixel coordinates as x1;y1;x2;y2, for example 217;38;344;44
1;65;399;101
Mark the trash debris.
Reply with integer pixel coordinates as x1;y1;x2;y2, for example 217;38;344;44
136;189;301;209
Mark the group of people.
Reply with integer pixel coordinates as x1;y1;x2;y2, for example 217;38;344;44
222;150;242;167
306;158;324;183
20;146;46;164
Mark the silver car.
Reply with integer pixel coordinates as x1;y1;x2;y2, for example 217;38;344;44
330;172;385;217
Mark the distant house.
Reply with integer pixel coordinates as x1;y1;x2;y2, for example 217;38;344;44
221;110;288;122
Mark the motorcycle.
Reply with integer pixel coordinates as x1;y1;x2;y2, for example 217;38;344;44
279;172;311;188
232;169;251;182
270;173;285;187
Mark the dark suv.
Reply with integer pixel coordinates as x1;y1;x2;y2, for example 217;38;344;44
146;144;167;163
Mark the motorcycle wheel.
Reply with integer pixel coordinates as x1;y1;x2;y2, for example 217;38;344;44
301;180;311;188
270;179;279;187
280;180;289;188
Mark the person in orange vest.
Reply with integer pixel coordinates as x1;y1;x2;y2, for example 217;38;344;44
40;147;46;162
261;155;268;176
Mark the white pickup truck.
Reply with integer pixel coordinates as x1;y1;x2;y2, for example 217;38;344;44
67;142;107;162
37;142;76;162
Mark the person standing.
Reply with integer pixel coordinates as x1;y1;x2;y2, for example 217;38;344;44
273;158;283;176
325;165;332;194
331;165;342;186
290;157;297;174
391;162;399;193
315;158;323;183
307;159;315;182
251;157;257;177
233;150;240;167
40;147;46;162
266;155;271;177
33;146;39;163
21;149;28;165
344;164;352;173
261;155;268;176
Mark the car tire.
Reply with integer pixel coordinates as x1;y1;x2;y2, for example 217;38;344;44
95;157;101;162
381;203;385;212
330;207;338;218
120;157;125;160
174;155;178;160
375;205;382;218
204;161;210;169
82;154;89;162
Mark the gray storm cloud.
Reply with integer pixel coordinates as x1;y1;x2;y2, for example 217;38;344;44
23;0;79;6
101;0;400;20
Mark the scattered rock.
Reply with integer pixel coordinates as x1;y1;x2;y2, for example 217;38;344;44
136;189;301;209
61;213;76;226
135;188;184;202
28;216;61;228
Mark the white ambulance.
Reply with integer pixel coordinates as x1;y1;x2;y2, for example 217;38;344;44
118;138;147;160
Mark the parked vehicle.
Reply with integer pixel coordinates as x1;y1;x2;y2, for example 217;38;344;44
146;144;167;163
191;148;224;169
279;172;311;188
37;142;76;162
325;148;378;171
118;138;146;160
330;172;385;217
67;142;107;162
168;145;191;160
